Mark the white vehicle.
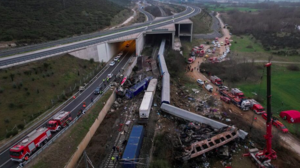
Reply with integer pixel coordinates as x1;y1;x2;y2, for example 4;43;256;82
107;73;113;79
197;79;204;85
139;92;154;119
109;61;115;66
118;52;123;56
114;56;121;61
205;84;213;92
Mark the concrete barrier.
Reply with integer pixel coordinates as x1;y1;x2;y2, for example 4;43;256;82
65;92;116;168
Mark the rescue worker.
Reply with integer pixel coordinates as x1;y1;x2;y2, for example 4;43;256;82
107;77;109;82
83;102;86;108
73;95;76;99
91;97;94;103
100;90;103;94
111;156;115;163
118;59;120;62
103;79;105;82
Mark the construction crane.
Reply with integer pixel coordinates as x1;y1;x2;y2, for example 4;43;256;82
245;63;276;168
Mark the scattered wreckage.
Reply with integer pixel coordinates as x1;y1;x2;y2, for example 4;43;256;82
160;103;248;161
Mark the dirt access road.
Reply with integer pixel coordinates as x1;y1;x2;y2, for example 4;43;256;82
187;12;300;157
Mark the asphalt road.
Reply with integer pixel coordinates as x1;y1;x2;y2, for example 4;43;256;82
0;4;201;168
0;4;191;59
0;44;135;168
138;5;155;21
0;5;200;68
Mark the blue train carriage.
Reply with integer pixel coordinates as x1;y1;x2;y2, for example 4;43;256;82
121;125;145;168
161;72;170;104
125;76;153;99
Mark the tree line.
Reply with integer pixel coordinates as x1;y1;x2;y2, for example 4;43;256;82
0;0;130;45
223;6;300;52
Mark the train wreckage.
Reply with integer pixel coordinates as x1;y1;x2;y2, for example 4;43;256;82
160;103;247;161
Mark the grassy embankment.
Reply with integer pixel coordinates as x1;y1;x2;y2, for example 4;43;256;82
0;55;101;140
190;10;213;34
30;90;113;168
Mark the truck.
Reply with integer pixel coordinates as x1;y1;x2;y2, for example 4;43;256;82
125;76;152;99
10;127;52;162
231;98;251;111
47;111;72;132
146;79;157;95
231;88;245;99
248;99;265;114
139;92;154;119
210;75;223;86
121;125;144;168
219;90;250;111
205;84;213;92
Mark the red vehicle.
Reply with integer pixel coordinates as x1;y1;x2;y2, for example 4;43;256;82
10;127;51;162
219;90;236;99
262;113;288;133
187;57;195;64
199;50;205;57
231;88;245;99
210;75;223;86
47;111;72;132
248;99;265;114
220;96;230;104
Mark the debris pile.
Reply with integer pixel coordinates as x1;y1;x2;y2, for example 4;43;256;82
173;121;239;161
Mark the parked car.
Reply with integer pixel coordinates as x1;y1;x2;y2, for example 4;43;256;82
261;113;288;133
118;52;123;56
197;79;204;85
107;73;113;79
220;96;230;104
94;87;101;95
109;61;115;66
273;120;289;133
114;56;121;61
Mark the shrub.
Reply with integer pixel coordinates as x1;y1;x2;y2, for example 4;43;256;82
9;103;15;109
17;124;25;130
287;64;300;71
4;118;10;123
6;130;18;138
89;58;94;63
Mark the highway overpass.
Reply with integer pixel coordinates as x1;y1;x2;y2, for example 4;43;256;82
0;4;200;69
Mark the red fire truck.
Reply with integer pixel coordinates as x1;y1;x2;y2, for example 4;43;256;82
47;111;72;132
10;127;51;162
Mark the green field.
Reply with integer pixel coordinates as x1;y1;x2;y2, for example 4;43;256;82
231;35;266;52
236;65;300;134
206;5;259;12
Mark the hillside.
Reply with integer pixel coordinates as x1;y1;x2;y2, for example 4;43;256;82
0;0;129;45
0;55;102;140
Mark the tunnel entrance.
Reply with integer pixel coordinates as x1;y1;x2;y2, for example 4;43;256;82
145;33;173;49
107;40;136;58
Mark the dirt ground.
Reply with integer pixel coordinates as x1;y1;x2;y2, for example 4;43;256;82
178;12;300;167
